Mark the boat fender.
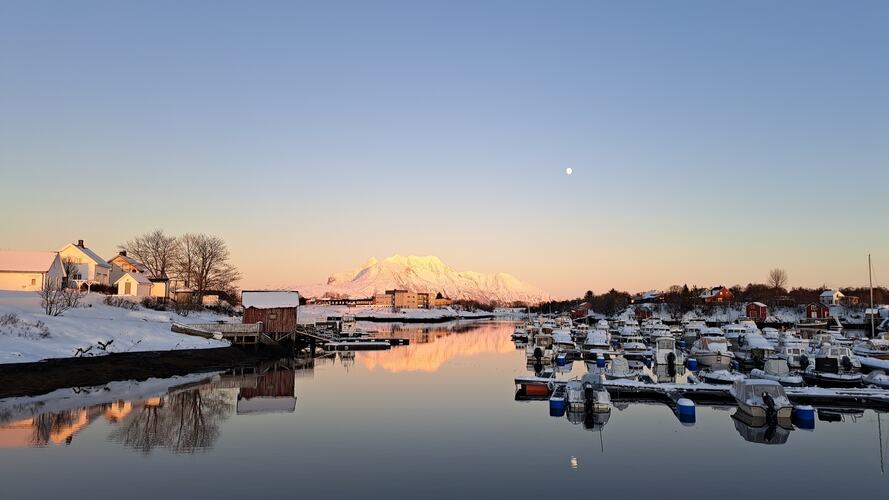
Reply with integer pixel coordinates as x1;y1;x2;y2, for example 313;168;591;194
799;355;809;370
842;356;853;372
534;347;543;360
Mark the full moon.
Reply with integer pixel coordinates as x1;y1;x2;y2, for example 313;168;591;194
565;167;573;176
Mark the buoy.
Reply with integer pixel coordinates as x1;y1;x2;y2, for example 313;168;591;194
677;398;696;424
792;405;816;430
556;353;567;366
687;358;699;371
596;355;606;368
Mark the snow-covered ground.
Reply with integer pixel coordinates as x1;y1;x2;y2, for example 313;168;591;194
0;291;230;364
298;304;493;324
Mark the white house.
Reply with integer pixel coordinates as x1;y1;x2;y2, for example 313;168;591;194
0;251;66;291
114;271;152;297
58;240;111;287
108;251;170;299
820;289;844;306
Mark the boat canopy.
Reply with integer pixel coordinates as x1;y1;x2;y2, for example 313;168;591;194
764;358;790;376
732;379;788;404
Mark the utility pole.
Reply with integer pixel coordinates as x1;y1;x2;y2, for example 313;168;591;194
870;254;876;339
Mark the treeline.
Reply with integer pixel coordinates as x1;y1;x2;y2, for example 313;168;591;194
119;229;242;301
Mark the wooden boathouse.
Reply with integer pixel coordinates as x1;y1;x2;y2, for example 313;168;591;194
242;290;301;342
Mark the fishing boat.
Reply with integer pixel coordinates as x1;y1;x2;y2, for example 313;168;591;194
605;357;636;380
802;345;863;387
749;357;804;387
699;369;746;385
689;329;734;369
729;379;793;420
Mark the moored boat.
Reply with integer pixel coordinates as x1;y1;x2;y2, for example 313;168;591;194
749;357;804;387
730;379;793;421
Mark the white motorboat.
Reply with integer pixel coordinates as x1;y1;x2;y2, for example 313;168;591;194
654;336;682;366
690;330;734;369
552;330;575;352
645;324;673;342
620;334;650;357
733;333;775;366
776;341;807;369
699;369;746;385
853;339;889;360
581;372;612;413
749;357;804;386
863;370;889;389
683;320;708;346
730;379;793;420
802;344;863;387
605;357;636;380
525;333;555;363
761;327;781;345
583;329;611;350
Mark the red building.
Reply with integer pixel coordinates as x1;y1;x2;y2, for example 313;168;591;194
746;302;768;321
241;290;301;341
701;286;734;304
570;302;592;319
805;302;830;319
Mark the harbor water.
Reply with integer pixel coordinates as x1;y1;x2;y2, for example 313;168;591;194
1;321;887;499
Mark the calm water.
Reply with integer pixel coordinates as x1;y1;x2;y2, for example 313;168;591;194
1;321;888;499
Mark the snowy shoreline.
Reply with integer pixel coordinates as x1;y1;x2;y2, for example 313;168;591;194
0;291;231;364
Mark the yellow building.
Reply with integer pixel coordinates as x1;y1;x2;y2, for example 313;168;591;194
372;290;451;309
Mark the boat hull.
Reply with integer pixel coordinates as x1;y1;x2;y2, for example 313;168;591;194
694;352;733;370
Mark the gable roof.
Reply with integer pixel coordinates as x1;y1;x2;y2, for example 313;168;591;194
114;271;152;286
0;251;61;273
60;243;111;268
110;253;167;279
242;291;300;309
749;302;767;307
820;289;843;297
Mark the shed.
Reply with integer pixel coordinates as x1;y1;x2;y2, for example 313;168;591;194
746;302;768;321
242;290;300;340
114;271;152;297
806;302;830;319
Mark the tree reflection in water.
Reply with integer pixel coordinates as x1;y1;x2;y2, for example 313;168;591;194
108;388;234;454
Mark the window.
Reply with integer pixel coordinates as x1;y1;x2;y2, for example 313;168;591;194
30;278;36;286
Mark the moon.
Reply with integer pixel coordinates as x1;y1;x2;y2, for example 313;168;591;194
565;167;573;176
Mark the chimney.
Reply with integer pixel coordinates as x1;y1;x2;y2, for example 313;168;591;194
119;251;127;257
76;239;84;247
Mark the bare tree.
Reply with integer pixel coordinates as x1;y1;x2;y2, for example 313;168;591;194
37;278;73;316
119;229;179;279
174;233;241;298
61;258;81;288
768;268;788;290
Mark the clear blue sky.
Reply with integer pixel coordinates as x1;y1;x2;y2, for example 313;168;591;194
1;1;887;296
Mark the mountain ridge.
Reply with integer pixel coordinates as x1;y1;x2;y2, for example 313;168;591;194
299;255;549;305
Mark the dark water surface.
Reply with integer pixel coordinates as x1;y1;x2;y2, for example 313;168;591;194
1;321;887;499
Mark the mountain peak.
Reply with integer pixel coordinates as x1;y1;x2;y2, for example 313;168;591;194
302;254;549;304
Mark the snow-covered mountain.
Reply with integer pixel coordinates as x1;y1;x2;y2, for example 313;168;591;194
298;255;549;305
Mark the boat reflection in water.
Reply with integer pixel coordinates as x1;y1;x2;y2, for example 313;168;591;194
0;358;311;453
731;409;793;445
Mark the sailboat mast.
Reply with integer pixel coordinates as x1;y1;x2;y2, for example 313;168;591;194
870;254;875;339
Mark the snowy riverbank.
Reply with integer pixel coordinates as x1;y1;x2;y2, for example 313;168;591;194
298;304;494;324
0;291;231;364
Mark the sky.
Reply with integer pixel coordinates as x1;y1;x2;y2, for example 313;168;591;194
1;0;887;298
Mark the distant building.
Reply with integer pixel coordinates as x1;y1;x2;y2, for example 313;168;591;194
242;290;300;340
634;306;652;320
570;302;592;319
700;286;734;304
806;302;830;319
746;302;768;321
372;289;451;309
820;289;844;306
632;290;663;304
0;250;66;291
108;251;170;299
114;271;152;297
58;240;111;287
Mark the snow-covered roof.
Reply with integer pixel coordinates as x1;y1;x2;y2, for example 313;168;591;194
114;271;152;285
0;250;61;273
820;289;842;297
242;291;301;309
749;302;767;307
110;253;167;279
60;243;111;268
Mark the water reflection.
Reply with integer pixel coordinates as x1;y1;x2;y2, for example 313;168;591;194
361;321;515;373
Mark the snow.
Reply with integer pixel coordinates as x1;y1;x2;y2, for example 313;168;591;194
297;304;492;324
296;254;550;304
0;250;58;272
0;291;230;364
241;291;300;309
